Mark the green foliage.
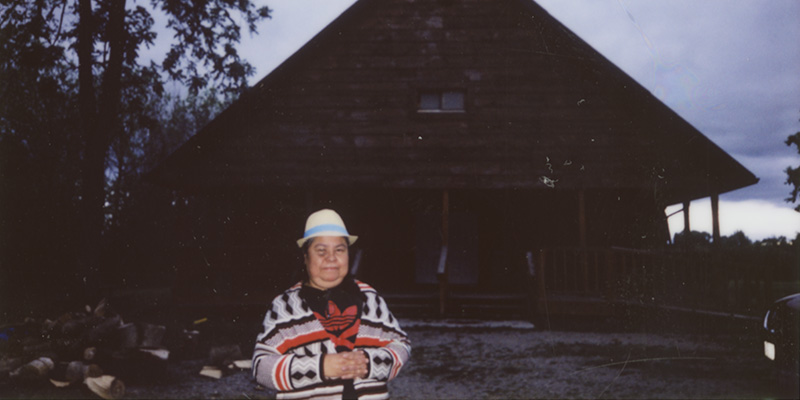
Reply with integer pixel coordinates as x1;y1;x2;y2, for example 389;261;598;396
1;0;266;312
671;230;798;283
158;0;272;94
755;235;794;247
785;129;800;212
674;230;795;249
107;88;231;232
1;1;83;296
716;230;752;248
672;230;712;249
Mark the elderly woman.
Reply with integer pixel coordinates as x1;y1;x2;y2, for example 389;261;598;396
253;209;411;399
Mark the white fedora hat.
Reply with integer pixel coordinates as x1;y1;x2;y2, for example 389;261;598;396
296;209;358;248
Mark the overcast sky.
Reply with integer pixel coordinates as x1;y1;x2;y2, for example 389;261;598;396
171;0;800;240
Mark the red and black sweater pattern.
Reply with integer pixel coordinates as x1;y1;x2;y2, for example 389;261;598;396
252;279;410;400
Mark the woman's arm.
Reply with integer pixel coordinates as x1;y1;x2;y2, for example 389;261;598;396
356;289;412;382
252;293;328;391
253;343;325;391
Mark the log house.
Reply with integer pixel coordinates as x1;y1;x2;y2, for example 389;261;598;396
150;0;758;316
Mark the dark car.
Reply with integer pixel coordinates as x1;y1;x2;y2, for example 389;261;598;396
762;293;799;395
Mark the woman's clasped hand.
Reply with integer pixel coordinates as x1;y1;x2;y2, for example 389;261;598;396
324;350;369;380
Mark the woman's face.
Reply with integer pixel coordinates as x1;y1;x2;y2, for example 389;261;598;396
304;236;349;290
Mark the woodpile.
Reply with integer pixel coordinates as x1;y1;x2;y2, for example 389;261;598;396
0;298;175;398
0;297;257;397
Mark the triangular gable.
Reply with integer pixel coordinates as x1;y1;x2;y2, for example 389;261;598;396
150;0;757;205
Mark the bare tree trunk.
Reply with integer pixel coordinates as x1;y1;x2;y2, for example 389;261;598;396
78;0;126;291
77;0;99;292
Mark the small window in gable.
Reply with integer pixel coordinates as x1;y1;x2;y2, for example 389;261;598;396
418;90;465;113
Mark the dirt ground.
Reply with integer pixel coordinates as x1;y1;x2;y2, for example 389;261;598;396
388;321;796;399
2;315;797;400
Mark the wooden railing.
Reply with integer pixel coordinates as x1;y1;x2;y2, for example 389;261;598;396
531;247;782;316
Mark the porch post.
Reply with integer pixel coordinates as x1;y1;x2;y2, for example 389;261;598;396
682;201;691;235
710;194;720;244
442;190;450;246
438;189;450;315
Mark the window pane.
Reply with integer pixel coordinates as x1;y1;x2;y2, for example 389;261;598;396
419;93;440;110
441;91;465;110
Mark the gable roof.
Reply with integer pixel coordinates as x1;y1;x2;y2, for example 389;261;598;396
149;0;757;205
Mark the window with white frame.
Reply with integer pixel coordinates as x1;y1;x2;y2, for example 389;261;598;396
418;90;465;113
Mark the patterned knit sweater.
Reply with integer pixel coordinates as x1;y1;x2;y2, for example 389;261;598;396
253;280;411;400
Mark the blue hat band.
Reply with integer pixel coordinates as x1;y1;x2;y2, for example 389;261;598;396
303;224;350;238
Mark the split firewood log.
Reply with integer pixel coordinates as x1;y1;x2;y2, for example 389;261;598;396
84;375;125;399
61;313;92;336
21;340;54;358
46;312;75;332
48;315;115;360
0;357;24;383
208;344;243;368
199;365;223;379
83;346;98;362
65;361;103;383
50;361;70;384
49;360;102;386
79;345;117;369
85;314;122;344
115;322;138;349
92;298;109;318
229;359;252;370
18;334;59;363
9;356;54;382
137;347;169;362
139;323;166;348
49;378;71;388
